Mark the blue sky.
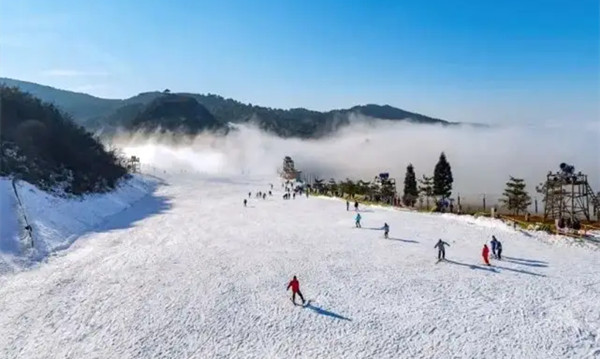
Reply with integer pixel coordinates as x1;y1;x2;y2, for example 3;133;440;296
0;0;598;124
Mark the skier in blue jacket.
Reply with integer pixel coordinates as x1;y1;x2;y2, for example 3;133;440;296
355;213;362;228
495;238;503;260
491;236;499;259
383;223;389;239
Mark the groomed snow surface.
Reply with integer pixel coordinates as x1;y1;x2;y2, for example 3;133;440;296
1;174;599;358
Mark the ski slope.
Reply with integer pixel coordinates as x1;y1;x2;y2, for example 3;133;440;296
0;174;599;359
0;175;158;273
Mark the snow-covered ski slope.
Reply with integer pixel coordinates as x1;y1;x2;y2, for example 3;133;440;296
0;174;599;359
0;175;159;273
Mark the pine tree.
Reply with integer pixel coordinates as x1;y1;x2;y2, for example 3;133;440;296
327;178;337;195
403;164;418;206
418;174;434;208
433;152;453;199
501;176;532;215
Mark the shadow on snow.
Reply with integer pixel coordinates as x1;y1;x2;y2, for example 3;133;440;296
387;237;419;243
305;301;352;321
504;256;548;264
26;181;173;266
493;264;546;277
444;259;546;277
503;259;548;268
444;259;498;273
97;192;173;233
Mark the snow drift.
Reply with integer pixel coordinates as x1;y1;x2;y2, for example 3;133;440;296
0;175;159;273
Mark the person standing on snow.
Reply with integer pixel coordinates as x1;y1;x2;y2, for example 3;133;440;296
434;239;450;260
355;213;362;228
354;201;359;211
383;223;389;239
496;239;503;260
287;276;306;305
243;199;247;207
490;236;499;259
346;200;350;211
482;244;491;266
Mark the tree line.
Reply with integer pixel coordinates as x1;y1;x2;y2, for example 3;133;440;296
309;151;534;216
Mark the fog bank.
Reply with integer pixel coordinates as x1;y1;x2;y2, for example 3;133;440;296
115;119;600;201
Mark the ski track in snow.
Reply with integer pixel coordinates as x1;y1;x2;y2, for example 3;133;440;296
0;174;599;358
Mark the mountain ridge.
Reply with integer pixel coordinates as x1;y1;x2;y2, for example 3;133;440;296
0;77;458;138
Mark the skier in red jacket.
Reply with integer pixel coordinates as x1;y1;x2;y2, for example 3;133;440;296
482;244;491;266
287;276;306;305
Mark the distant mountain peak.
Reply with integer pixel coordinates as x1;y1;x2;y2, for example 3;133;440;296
0;77;459;138
130;94;225;134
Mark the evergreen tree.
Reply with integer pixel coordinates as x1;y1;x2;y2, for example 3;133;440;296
380;182;396;204
433;152;453;198
403;164;418;206
501;176;532;215
418;174;434;208
313;178;324;194
327;178;338;195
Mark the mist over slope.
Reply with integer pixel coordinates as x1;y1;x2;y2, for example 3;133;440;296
116;118;600;200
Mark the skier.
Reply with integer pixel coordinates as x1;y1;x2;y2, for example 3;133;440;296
383;223;389;239
346;200;350;211
263;193;266;200
434;239;450;261
248;192;251;198
243;199;247;207
287;276;306;305
293;193;296;199
496;239;503;260
355;213;362;228
482;244;491;266
354;201;359;211
490;236;499;259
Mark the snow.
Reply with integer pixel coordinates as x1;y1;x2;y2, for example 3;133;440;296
0;175;159;273
0;179;23;272
1;173;599;358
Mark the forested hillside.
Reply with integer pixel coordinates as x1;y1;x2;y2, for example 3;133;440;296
0;86;127;194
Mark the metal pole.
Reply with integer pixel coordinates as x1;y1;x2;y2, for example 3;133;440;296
571;181;575;220
483;194;486;212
